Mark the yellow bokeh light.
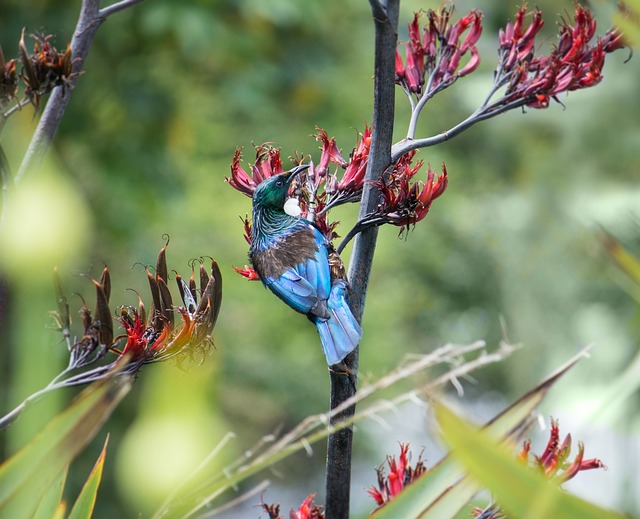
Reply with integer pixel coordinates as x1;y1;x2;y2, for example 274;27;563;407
0;168;91;274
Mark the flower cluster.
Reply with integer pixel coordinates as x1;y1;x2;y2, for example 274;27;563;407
1;242;222;429
373;153;447;234
259;494;324;519
228;126;441;275
495;5;624;109
390;3;625;147
53;242;222;377
471;418;606;518
1;30;76;113
228;128;372;279
367;443;427;510
226;145;285;197
395;6;482;98
518;417;605;481
227;125;371;213
322;125;371;209
364;422;605;515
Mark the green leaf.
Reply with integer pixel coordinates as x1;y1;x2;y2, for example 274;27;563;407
0;376;130;518
435;403;627;519
33;465;68;519
67;436;109;519
602;233;640;286
373;348;589;519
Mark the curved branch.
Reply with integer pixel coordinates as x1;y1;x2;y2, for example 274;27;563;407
391;96;530;162
14;0;143;184
99;0;145;18
336;216;388;255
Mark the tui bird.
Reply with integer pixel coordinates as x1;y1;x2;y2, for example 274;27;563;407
249;165;362;365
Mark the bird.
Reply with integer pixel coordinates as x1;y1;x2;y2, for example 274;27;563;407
249;165;362;366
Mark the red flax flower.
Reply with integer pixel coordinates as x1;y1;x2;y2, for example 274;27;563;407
495;5;625;110
227;125;372;212
396;6;482;97
289;494;324;519
0;243;222;429
64;243;221;373
367;443;427;510
471;417;606;518
111;244;222;367
226;144;285;197
519;417;606;481
498;6;544;72
312;196;340;243
332;151;447;254
325;124;372;209
374;152;448;234
259;494;324;519
18;29;76;111
233;264;260;281
314;127;348;179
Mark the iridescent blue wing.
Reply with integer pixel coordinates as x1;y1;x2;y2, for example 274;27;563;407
263;226;331;316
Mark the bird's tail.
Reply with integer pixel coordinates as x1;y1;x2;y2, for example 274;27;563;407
315;280;362;365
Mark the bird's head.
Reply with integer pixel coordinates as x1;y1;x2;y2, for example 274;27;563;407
252;164;309;210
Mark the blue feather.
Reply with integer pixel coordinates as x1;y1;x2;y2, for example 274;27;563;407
249;171;362;365
315;280;362;365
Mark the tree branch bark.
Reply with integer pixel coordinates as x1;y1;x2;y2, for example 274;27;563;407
324;2;399;517
14;0;143;184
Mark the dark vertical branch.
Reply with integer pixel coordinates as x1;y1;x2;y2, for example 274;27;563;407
15;0;100;183
324;1;399;518
347;0;399;317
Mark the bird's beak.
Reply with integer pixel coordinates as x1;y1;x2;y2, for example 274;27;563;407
285;164;310;185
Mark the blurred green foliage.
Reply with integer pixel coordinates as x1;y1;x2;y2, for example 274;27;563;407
1;0;639;517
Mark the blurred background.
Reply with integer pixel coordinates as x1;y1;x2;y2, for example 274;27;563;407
0;0;638;517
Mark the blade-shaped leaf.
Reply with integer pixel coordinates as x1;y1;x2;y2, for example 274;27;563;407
436;403;627;519
32;465;68;519
602;232;640;285
0;376;130;517
67;435;109;519
373;348;590;519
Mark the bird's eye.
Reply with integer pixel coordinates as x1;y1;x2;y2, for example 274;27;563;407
276;180;283;187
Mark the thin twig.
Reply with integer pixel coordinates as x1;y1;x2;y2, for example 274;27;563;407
336;216;387;255
1;98;32;128
99;0;145;18
167;341;515;518
391;96;530;162
195;480;271;519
